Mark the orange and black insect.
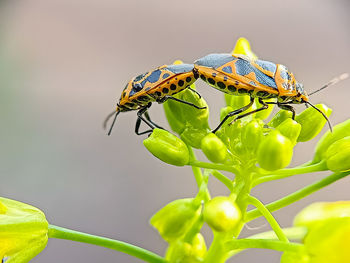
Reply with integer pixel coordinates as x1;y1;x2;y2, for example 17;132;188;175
194;53;345;133
104;64;204;135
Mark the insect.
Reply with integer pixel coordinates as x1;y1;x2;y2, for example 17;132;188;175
104;63;205;135
194;53;346;133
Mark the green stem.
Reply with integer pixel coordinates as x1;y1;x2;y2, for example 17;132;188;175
246;171;349;222
226;239;303;253
226;227;307;260
188;160;240;175
48;225;166;263
211;170;234;191
204;232;230;263
246;195;289;243
187;146;204;188
247;226;308;241
253;161;327;186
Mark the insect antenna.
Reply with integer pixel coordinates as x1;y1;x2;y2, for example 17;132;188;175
103;110;120;135
308;73;348;96
103;110;117;129
305;101;332;132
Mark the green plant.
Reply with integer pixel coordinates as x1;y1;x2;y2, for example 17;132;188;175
1;38;350;263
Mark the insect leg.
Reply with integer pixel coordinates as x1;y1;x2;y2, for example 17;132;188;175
231;98;269;123
158;96;206;110
144;111;163;129
188;87;202;99
212;96;254;133
266;101;296;119
135;105;155;136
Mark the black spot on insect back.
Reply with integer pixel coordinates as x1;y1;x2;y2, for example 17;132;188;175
217;82;226;89
200;75;206;81
208;78;215;85
186;77;192;82
162;87;169;93
170;84;177;90
228;85;236;92
178;80;184;87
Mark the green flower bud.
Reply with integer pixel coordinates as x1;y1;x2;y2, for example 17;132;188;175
201;133;228;164
325;136;350;172
313;119;350;163
203;196;241;232
220;106;234;122
163;101;186;134
0;197;48;262
181;126;209;149
166;233;207;263
241;119;263;152
257;130;293;171
295;104;332;142
143;129;189;166
294;201;350;228
303;218;350;263
268;110;293;128
163;85;209;134
150;198;201;242
276;119;302;145
231;37;258;60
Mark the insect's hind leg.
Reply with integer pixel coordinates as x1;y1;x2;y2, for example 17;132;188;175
212;96;254;133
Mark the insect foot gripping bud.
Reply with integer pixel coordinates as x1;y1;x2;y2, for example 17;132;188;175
295;104;332;142
324;136;350;172
150;198;201;242
166;233;207;263
312;119;350;164
287;201;350;263
203;196;241;233
257;130;293;171
0;197;48;263
276;119;302;145
143;128;189;166
201;133;228;164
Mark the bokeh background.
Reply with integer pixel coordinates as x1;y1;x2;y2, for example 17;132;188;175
1;0;350;262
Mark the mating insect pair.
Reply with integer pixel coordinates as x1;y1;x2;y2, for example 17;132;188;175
104;53;347;136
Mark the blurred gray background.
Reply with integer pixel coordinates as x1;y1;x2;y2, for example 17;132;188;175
1;0;349;262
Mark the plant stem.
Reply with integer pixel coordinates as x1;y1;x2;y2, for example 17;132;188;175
189;160;240;175
247;226;308;241
246;171;349;222
246;195;289;243
48;225;166;263
226;238;303;253
253;161;327;186
187;146;204;188
226;227;307;260
204;232;230;263
211;170;234;191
